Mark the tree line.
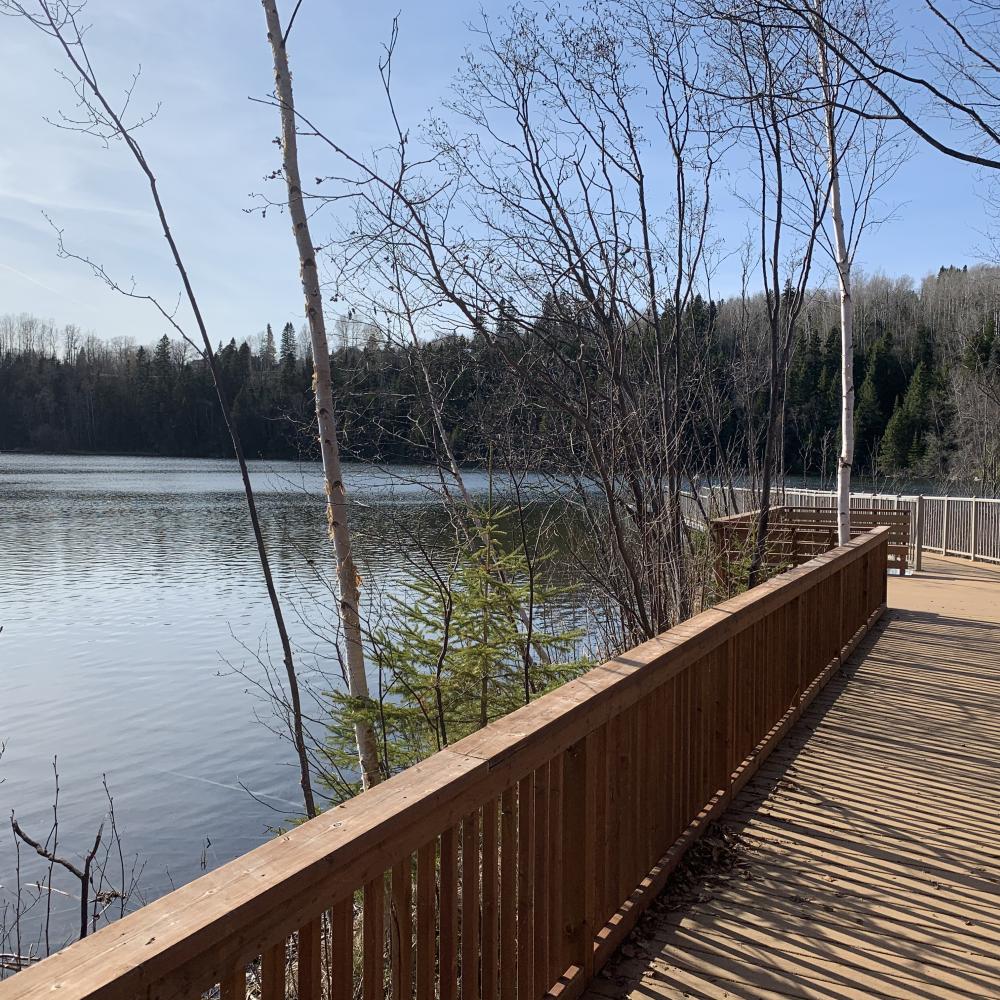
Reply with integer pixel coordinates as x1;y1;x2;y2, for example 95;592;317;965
3;263;998;489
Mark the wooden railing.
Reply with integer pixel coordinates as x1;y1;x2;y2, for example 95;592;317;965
713;484;1000;569
710;505;908;592
0;530;890;1000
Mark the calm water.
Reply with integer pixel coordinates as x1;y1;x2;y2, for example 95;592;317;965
0;453;578;952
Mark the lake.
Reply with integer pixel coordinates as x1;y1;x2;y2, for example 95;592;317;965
0;453;587;955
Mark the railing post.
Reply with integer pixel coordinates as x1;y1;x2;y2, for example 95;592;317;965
561;738;589;978
837;560;845;657
882;534;889;604
914;495;924;572
943;496;951;555
971;498;979;562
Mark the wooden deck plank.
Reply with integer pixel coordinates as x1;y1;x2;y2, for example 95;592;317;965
646;902;1000;977
642;914;999;995
667;888;1000;962
585;555;1000;1000
690;859;1000;937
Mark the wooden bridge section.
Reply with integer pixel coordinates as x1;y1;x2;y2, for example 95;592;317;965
0;533;889;1000
3;535;997;1000
585;554;1000;1000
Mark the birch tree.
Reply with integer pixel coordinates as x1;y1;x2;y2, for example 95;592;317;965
808;0;903;543
262;0;381;789
815;0;854;544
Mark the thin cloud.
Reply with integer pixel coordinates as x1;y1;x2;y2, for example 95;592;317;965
0;260;72;299
0;186;154;223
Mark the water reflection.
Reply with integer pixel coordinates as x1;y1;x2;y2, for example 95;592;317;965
0;453;589;953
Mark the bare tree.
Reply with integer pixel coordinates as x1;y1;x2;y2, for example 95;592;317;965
2;762;144;979
291;3;723;642
708;0;828;583
261;0;381;790
777;0;1000;170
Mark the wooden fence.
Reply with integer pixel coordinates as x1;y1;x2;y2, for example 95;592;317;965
707;485;1000;569
0;531;890;1000
709;505;908;590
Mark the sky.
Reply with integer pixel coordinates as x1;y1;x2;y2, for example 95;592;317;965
0;0;991;346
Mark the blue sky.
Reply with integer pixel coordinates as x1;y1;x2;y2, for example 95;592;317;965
0;0;990;345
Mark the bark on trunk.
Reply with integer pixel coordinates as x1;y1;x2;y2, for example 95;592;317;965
263;0;381;790
816;0;854;546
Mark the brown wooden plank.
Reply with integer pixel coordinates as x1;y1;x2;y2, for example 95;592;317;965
461;811;480;1000
650;682;667;862
363;875;385;1000
481;799;499;1000
330;895;354;1000
391;857;413;1000
560;737;587;975
547;753;564;983
439;827;458;1000
516;772;534;1000
219;966;245;1000
584;726;609;964
261;941;286;1000
297;919;320;1000
416;841;437;1000
499;787;517;1000
605;712;621;919
532;762;550;998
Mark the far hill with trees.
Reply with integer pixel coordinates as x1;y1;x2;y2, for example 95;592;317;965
3;264;999;491
0;267;1000;491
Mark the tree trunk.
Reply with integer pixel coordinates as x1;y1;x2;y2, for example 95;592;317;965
816;0;854;546
263;0;381;790
748;336;781;588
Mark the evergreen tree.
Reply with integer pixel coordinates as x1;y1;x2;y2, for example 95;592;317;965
151;334;177;452
279;321;301;404
321;508;589;796
279;322;297;374
880;362;936;471
854;367;883;469
262;323;277;370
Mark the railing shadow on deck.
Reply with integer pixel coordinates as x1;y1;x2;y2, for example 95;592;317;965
0;530;891;1000
588;605;1000;1000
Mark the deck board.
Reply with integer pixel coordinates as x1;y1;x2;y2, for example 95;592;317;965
585;555;1000;1000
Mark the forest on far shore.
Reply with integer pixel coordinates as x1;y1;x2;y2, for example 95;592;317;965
2;264;999;491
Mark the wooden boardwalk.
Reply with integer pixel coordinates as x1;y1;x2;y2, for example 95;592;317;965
586;555;1000;1000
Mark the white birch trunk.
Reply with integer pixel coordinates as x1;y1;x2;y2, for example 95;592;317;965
816;0;854;546
263;1;381;789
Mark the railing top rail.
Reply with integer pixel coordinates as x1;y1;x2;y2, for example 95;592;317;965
1;527;891;1000
708;506;788;526
760;486;1000;504
921;494;1000;502
779;488;919;502
780;505;910;518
